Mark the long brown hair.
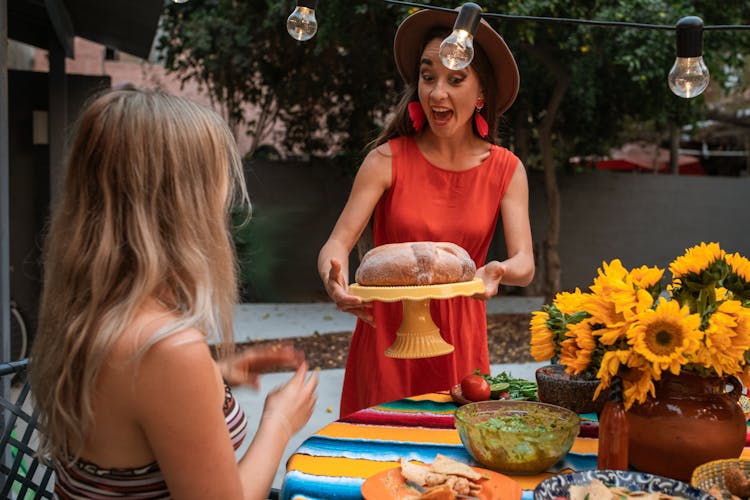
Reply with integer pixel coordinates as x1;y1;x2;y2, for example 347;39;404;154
373;27;500;148
29;88;248;462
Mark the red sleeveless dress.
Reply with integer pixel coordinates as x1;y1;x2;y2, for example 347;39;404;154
340;136;520;416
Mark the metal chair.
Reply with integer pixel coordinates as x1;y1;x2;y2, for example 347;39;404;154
0;358;54;498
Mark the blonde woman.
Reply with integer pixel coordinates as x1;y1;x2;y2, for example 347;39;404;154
29;88;318;499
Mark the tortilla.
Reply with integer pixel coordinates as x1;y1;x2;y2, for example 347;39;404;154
400;454;485;498
431;454;483;481
400;457;430;485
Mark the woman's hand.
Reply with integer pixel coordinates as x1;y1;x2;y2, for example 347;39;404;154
325;258;374;326
219;343;304;388
261;361;319;439
473;261;506;300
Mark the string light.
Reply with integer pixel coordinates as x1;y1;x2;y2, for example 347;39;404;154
439;3;482;70
668;17;710;98
287;0;319;42
383;0;750;99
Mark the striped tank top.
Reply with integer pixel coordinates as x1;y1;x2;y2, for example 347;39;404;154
54;385;248;498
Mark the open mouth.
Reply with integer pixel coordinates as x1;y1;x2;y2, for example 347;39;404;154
431;107;453;124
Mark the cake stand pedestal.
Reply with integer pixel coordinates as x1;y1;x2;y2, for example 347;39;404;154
348;278;484;359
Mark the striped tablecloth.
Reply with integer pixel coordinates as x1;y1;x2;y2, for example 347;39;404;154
283;392;601;500
282;392;750;500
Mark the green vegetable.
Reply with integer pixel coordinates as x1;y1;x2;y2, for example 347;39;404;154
489;382;509;399
473;369;539;401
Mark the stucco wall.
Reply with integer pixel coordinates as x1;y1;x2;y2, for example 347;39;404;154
244;161;750;301
549;170;750;290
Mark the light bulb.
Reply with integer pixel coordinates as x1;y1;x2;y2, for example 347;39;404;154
440;30;474;70
668;57;710;98
668;16;710;98
287;1;318;42
439;3;482;70
172;0;189;3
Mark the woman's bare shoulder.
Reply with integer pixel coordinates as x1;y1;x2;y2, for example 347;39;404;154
96;301;221;436
365;142;393;165
354;142;393;188
111;300;206;363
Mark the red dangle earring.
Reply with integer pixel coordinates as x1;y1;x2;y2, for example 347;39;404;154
408;101;426;132
474;97;489;138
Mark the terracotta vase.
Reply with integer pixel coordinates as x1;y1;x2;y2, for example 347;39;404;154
627;372;747;482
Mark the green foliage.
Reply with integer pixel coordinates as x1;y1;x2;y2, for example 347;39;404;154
231;205;299;302
159;0;748;168
159;0;410;161
482;0;749;165
163;0;749;298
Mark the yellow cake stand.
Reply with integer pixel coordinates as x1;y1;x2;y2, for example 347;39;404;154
348;278;484;359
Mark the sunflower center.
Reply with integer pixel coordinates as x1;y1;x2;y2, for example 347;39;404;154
656;330;672;345
645;322;680;356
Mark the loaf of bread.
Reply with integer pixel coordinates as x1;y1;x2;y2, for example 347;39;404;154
355;242;476;286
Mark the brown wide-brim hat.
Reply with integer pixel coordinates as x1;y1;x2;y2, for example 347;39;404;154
394;8;519;115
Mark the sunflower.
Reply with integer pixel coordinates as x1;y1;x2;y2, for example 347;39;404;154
590;260;639;316
669;241;724;279
694;300;750;376
618;355;657;409
585;293;630;346
725;252;750;283
724;252;750;301
595;349;629;388
627;298;702;377
559;320;597;374
530;291;591;362
530;310;556;361
528;242;750;412
553;289;589;315
589;260;656;322
629;265;664;291
593;350;656;409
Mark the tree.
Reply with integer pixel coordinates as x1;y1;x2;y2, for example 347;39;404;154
159;0;404;160
159;0;749;299
479;0;750;300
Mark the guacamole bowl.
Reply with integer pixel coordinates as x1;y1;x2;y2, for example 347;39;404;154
454;400;580;475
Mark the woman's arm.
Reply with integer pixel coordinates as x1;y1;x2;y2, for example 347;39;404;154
237;361;317;496
476;160;535;298
135;331;317;500
135;330;249;498
317;144;392;322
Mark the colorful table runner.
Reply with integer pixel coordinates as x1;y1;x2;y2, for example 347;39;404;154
282;392;750;500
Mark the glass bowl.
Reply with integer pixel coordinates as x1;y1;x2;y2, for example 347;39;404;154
454;400;580;475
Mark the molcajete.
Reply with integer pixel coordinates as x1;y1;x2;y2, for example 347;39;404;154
535;364;609;415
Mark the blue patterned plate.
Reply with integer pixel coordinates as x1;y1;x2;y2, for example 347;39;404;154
533;469;713;500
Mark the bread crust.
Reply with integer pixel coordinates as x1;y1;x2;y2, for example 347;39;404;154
355;242;476;286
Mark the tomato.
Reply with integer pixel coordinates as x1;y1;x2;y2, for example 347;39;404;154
460;374;491;401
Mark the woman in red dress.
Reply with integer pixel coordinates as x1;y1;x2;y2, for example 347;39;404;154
318;9;535;417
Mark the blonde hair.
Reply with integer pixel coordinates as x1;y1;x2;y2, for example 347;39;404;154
28;88;248;462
